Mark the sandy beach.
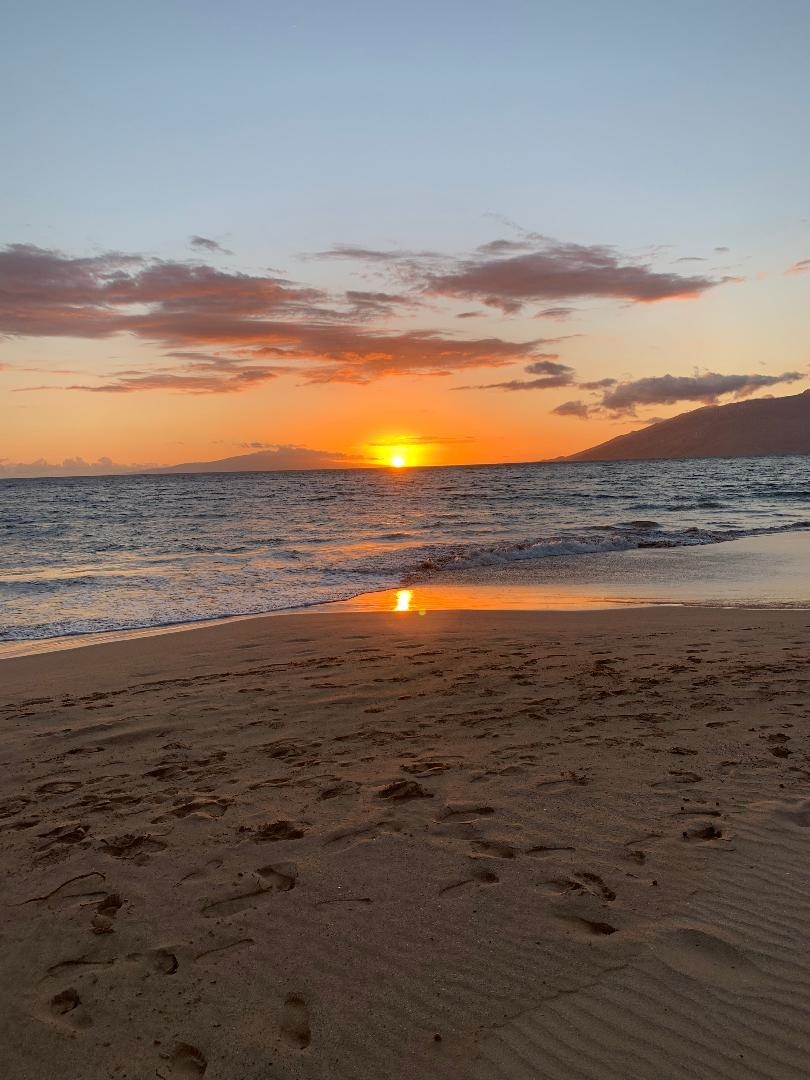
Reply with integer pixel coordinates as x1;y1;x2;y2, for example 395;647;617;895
2;605;810;1079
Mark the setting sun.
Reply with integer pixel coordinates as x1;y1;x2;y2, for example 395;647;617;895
390;453;406;468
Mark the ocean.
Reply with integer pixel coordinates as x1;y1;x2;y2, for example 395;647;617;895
1;455;809;643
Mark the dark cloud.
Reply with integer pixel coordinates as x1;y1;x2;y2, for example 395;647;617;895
456;355;576;392
467;375;575;391
579;378;617;390
190;235;231;255
600;371;804;414
551;400;592;419
534;306;575;320
787;259;810;274
1;243;555;389
424;238;722;312
0;243;318;338
524;356;568;376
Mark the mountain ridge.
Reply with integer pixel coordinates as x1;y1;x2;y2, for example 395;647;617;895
564;389;810;462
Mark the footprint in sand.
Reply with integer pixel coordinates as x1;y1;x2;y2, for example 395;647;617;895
163;797;229;820
47;987;92;1028
378;780;433;800
127;948;179;975
681;824;723;842
202;863;297;918
439;803;495;821
546;872;616;902
164;1042;207;1076
252;819;306;842
280;994;311;1049
470;840;517;859
101;832;168;859
439;864;500;896
556;915;618;937
35;781;82;796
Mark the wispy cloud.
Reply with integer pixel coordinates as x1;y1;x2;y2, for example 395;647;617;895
189;235;232;255
423;237;725;312
551;400;592;419
310;234;728;314
786;258;810;275
0;455;149;478
366;433;474;446
458;356;576;392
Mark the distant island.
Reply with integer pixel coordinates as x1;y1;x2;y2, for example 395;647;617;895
565;389;810;462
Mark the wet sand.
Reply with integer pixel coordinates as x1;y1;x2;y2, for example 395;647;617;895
337;530;810;613
2;606;810;1078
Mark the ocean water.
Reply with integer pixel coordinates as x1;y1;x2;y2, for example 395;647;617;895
1;456;809;642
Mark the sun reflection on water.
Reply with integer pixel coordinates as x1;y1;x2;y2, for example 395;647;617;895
394;589;413;612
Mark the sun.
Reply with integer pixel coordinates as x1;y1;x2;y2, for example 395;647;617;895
390;453;406;468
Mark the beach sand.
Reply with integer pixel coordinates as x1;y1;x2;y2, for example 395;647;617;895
2;606;810;1079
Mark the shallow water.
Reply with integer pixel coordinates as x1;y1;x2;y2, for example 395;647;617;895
1;456;809;641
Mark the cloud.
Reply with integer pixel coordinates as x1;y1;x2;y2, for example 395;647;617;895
39;352;289;395
524;356;568;376
344;290;420;318
476;376;574;391
787;259;810;275
579;378;617;390
599;371;805;414
366;434;474;446
551;400;592;419
456;355;578;392
1;242;558;388
189;235;231;255
534;306;575;320
311;244;440;263
423;237;722;312
0;444;367;478
459;356;576;392
0;455;148;478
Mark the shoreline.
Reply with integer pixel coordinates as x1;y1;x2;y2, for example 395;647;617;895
3;529;810;661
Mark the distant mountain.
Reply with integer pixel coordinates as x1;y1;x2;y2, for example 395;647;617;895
565;389;810;462
151;446;361;474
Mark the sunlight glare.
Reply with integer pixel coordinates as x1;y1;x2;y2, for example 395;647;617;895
394;588;413;612
390;453;406;468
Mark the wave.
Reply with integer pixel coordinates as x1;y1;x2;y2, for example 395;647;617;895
398;520;810;580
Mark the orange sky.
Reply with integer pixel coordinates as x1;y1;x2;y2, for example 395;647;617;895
2;251;807;476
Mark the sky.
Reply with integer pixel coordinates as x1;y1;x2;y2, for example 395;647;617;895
1;0;809;475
